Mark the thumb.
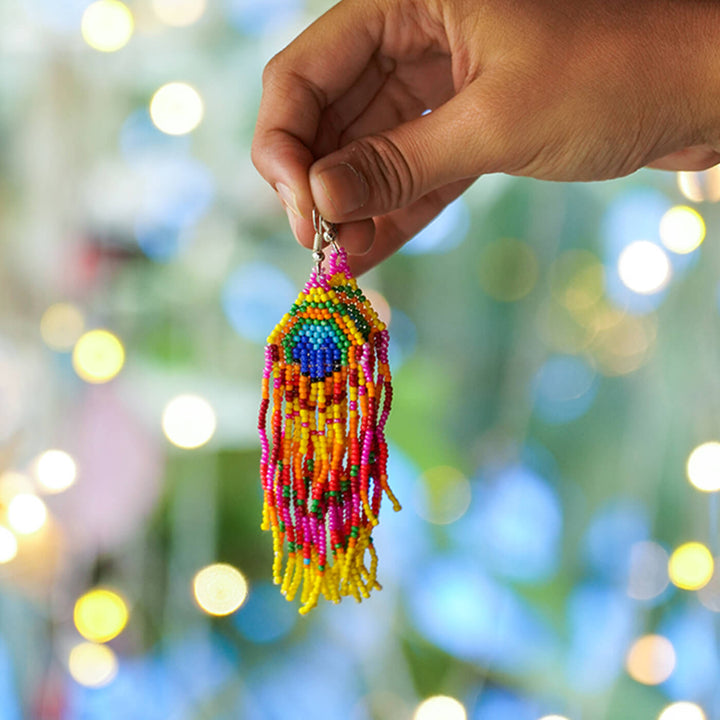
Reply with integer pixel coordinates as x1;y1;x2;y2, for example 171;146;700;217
308;84;504;222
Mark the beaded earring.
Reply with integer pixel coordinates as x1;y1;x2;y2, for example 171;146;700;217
259;210;401;614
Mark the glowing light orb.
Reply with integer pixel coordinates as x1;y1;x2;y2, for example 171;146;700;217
658;702;707;720
626;634;676;685
415;466;471;525
627;541;670;600
686;442;720;492
81;0;134;53
193;563;248;616
74;588;129;643
668;542;713;590
72;330;125;384
7;494;47;535
539;716;571;720
35;450;77;494
478;238;538;302
677;168;720;203
414;696;467;720
68;642;118;688
150;82;204;136
659;205;705;254
162;394;216;449
40;303;85;352
618;241;671;295
151;0;207;26
0;527;18;564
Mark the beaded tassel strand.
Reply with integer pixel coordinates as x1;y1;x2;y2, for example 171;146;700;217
259;216;400;614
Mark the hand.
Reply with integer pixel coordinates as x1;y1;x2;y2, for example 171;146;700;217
252;0;720;275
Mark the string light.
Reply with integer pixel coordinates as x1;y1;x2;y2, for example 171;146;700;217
7;494;47;535
626;634;676;685
193;563;248;616
659;206;706;254
73;330;125;384
618;241;671;294
68;642;118;688
151;0;207;26
74;588;129;643
35;450;77;494
686;442;720;492
81;0;134;53
150;82;204;136
40;303;85;352
668;542;713;591
162;394;216;449
658;703;706;720
414;696;467;720
0;527;18;564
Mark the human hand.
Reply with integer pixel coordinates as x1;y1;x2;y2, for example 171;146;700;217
252;0;720;274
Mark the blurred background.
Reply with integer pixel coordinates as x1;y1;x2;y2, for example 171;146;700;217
1;1;720;719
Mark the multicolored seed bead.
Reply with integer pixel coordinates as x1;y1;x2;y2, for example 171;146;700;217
259;246;400;614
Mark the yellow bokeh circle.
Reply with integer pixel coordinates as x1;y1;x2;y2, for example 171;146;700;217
659;205;706;254
73;329;125;384
81;0;134;53
74;588;129;643
668;542;714;591
193;563;248;616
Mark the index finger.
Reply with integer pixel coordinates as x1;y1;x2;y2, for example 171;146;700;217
251;0;384;219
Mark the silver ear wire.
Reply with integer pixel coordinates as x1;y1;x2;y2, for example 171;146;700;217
311;209;339;274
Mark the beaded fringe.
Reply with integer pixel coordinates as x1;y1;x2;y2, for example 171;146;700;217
259;247;401;614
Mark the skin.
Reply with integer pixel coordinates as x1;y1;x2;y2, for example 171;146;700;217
252;0;720;275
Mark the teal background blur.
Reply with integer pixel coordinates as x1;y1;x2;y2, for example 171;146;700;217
1;1;720;719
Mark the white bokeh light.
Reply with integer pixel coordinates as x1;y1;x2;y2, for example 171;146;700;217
618;241;671;295
162;394;217;449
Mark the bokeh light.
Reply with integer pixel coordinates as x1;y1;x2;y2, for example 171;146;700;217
686;442;720;492
659;206;706;254
74;588;129;643
532;355;598;424
478;238;538;301
162;394;216;449
193;563;248;616
414;466;471;525
0;527;18;564
658;703;706;720
626;634;676;685
7;494;47;535
618;241;671;294
35;449;77;494
668;542;713;591
151;0;207;26
0;471;33;505
222;262;295;343
40;302;85;352
68;642;118;688
81;0;134;53
414;695;466;720
539;716;570;720
72;329;125;384
698;561;720;612
401;198;470;254
150;82;204;136
627;541;670;601
677;168;720;203
550;249;605;316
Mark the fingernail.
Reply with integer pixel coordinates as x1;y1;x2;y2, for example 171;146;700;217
286;206;300;239
316;162;368;215
276;182;301;217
